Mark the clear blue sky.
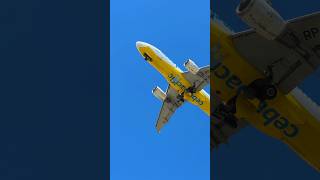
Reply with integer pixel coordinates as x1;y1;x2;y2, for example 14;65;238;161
110;0;210;179
212;1;320;179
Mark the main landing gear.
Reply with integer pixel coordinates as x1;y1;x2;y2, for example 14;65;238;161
214;96;239;129
214;76;278;129
246;78;278;101
186;85;197;94
177;93;185;102
214;66;279;129
246;65;278;101
176;85;197;103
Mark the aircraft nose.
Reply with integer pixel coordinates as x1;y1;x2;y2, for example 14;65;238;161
136;41;149;49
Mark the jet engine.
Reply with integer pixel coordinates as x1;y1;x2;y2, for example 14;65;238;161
184;59;199;75
236;0;286;40
152;86;166;101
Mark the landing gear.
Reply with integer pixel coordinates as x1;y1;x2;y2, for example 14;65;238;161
143;53;152;61
212;64;279;129
177;85;196;103
224;95;238;128
186;85;196;94
214;98;239;129
247;78;277;101
245;62;278;101
226;95;237;114
224;114;238;129
177;93;185;102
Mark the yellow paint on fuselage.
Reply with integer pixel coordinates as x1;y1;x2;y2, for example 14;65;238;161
137;43;210;116
211;19;320;172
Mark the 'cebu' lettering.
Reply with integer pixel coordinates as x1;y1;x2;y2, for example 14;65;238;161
257;101;299;138
168;73;204;106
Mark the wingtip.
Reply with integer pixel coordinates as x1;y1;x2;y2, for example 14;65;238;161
156;127;161;134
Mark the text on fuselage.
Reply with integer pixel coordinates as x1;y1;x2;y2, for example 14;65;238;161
212;62;299;138
168;73;204;106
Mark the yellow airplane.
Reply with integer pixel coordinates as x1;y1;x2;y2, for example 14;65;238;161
211;0;320;172
136;41;210;132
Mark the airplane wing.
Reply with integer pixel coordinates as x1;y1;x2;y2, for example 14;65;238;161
182;66;210;92
211;92;248;149
231;12;320;94
155;85;184;133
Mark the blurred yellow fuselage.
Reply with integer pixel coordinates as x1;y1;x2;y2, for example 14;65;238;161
211;19;320;172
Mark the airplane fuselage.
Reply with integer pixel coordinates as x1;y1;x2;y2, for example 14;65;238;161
136;41;210;116
211;19;320;171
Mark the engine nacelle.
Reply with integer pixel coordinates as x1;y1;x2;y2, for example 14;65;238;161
236;0;286;40
152;86;166;101
184;59;199;75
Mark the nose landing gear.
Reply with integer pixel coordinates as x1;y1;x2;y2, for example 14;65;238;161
143;53;152;62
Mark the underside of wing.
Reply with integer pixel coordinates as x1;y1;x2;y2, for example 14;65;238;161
231;12;320;94
182;66;210;92
155;85;184;133
287;12;320;52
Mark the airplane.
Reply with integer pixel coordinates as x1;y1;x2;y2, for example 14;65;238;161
136;41;210;133
211;0;320;172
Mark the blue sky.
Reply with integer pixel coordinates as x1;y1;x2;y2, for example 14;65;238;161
212;1;320;179
110;0;210;179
